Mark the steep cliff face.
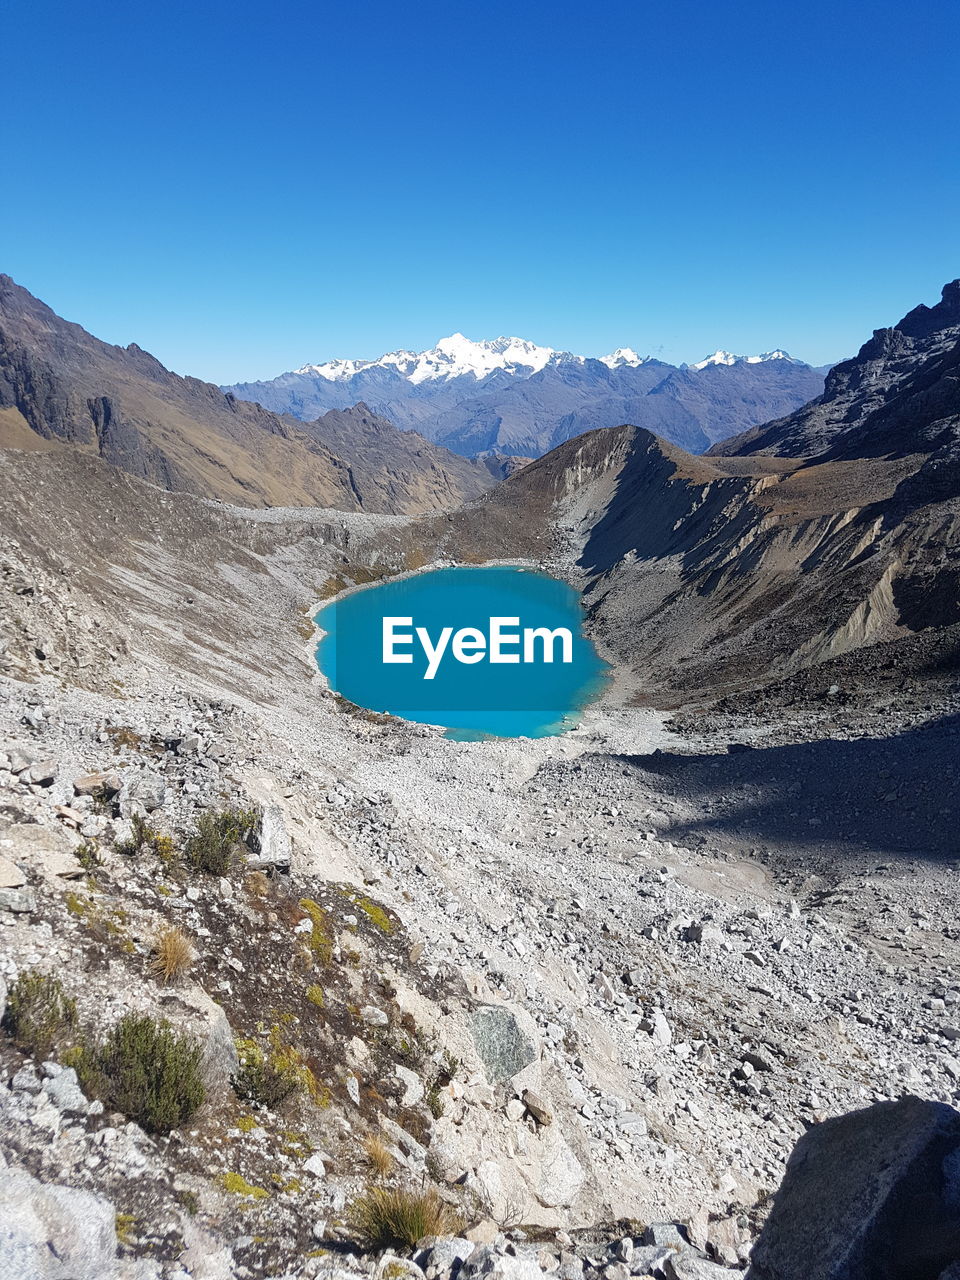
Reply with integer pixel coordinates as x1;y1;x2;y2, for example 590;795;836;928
0;276;496;515
711;280;960;461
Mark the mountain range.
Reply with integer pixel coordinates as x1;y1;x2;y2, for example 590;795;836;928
0;276;501;515
223;334;830;459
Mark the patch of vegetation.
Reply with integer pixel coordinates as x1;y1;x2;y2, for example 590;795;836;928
116;814;177;865
298;898;333;965
176;1189;199;1216
279;1128;315;1158
115;1213;137;1247
245;870;271;898
305;984;325;1008
348;1184;463;1251
184;807;255;876
363;1133;395;1179
236;1112;259;1133
105;724;143;750
74;840;103;872
232;1024;329;1110
150;925;195;984
3;969;78;1059
342;888;394;934
64;891;134;952
219;1171;269;1200
96;1014;205;1133
297;613;319;642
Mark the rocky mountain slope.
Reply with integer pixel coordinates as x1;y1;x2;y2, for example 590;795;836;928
710;279;960;462
224;336;827;460
0;277;495;515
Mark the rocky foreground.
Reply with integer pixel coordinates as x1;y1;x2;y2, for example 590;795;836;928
1;633;959;1279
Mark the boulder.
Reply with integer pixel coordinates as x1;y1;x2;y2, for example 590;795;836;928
42;1067;88;1114
665;1255;738;1279
0;1165;122;1279
245;804;292;870
535;1125;584;1209
24;761;57;786
470;1005;538;1085
0;886;37;913
460;1245;543;1280
522;1088;552;1126
118;770;167;816
747;1097;960;1280
415;1237;476;1276
73;771;121;797
0;854;26;888
2;824;84;881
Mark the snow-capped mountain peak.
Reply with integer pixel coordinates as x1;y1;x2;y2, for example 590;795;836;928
294;337;802;385
691;349;795;370
600;347;652;369
296;334;559;385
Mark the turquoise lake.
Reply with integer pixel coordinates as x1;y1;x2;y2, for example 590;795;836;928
313;566;608;740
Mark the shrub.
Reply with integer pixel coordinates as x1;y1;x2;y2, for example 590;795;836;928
184;808;254;876
116;815;177;865
98;1014;205;1133
363;1133;395;1179
74;840;103;872
4;970;78;1058
232;1035;302;1109
150;926;195;984
349;1184;463;1251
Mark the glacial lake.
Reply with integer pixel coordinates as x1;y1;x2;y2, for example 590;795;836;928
313;566;608;740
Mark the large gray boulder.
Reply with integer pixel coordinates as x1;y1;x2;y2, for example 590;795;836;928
0;1165;119;1279
245;804;292;870
747;1096;960;1280
470;1005;538;1084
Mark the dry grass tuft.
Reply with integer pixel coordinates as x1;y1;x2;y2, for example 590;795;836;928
349;1184;463;1250
150;926;195;984
363;1133;395;1179
245;870;271;898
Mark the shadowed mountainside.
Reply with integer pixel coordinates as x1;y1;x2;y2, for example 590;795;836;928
0;275;496;514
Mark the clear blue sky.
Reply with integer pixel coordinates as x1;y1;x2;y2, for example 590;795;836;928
3;0;959;383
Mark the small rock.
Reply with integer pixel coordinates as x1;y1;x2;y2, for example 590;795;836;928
73;771;121;797
521;1089;552;1126
361;1006;389;1028
0;886;37;913
0;855;26;889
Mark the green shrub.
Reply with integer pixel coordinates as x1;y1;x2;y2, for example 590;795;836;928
184;808;255;876
232;1035;302;1109
98;1013;205;1133
4;970;78;1058
116;815;177;864
348;1184;463;1251
74;840;103;872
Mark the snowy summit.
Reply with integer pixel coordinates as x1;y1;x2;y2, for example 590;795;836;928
297;333;564;384
293;335;801;386
691;349;795;370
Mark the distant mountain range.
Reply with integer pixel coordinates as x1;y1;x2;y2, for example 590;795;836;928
223;335;831;459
